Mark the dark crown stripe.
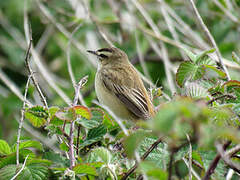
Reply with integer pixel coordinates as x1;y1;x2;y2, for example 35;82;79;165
97;48;113;53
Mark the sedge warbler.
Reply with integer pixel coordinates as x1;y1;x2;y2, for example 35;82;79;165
88;47;155;121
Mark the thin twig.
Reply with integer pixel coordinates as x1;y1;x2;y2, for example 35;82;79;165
212;0;239;24
182;158;201;180
68;76;88;169
216;143;240;173
186;134;192;180
72;75;88;106
69;120;75;170
76;125;81;156
23;9;48;109
168;150;175;180
67;23;87;107
207;94;236;105
188;0;231;80
11;155;29;180
203;141;231;180
16;75;31;166
121;137;162;180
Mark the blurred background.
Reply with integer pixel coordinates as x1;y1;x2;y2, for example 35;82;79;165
0;0;240;145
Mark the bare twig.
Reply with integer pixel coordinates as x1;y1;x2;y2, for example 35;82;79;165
16;75;31;166
11;155;29;180
216;143;240;173
168;150;175;180
0;68;31;105
182;157;201;180
69;120;75;170
23;6;48;109
189;0;231;80
186;134;192;180
121;137;162;180
212;0;239;24
203;141;231;180
72;76;88;106
207;94;236;105
67;23;87;107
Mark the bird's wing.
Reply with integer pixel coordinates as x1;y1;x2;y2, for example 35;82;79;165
100;67;150;119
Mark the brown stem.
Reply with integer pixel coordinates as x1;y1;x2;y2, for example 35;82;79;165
76;125;81;156
203;141;231;180
207;94;236;105
121;137;162;180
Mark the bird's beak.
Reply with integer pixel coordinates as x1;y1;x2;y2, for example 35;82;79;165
87;50;99;57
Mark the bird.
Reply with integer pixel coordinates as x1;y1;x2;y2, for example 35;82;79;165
87;47;155;121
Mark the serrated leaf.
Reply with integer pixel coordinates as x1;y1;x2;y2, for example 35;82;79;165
26;159;52;166
124;130;150;158
182;47;197;61
55;108;74;122
87;125;107;140
12;140;43;152
73;163;97;176
48;106;60;119
184;82;209;98
0;140;11;155
90;108;104;122
74;105;92;120
25;106;48;127
0;164;18;180
204;65;226;78
0;153;18;169
87;147;112;164
76;118;100;129
195;48;215;63
176;61;205;87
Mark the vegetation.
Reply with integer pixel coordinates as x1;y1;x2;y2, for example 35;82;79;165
0;0;240;179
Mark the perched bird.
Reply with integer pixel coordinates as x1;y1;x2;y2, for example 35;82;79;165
87;47;155;121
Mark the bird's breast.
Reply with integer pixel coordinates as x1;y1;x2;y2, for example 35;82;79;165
95;71;133;120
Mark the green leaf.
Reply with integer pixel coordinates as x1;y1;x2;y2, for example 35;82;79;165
0;140;11;155
59;142;69;152
182;47;197;62
0;153;18;169
26;159;52;166
124;130;150;158
48;106;60;119
74;105;92;120
12;140;43;152
87;125;107;140
176;61;205;87
25;106;48;127
204;65;226;78
87;147;112;164
0;164;18;180
195;48;215;63
76;118;100;129
73;163;97;176
55;108;74;122
139;161;168;179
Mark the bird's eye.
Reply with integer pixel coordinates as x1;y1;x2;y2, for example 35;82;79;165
99;54;108;58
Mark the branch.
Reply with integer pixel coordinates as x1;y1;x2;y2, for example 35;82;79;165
203;141;231;180
68;76;88;170
216;143;240;173
24;16;48;108
188;0;231;80
11;155;29;180
16;75;31;166
121;137;162;180
207;94;236;105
